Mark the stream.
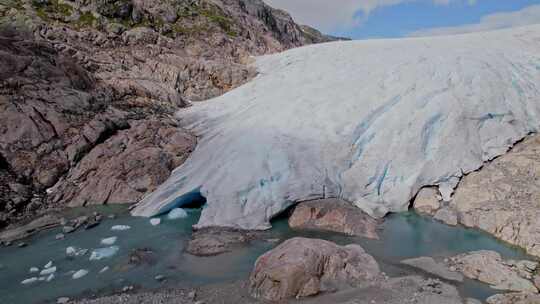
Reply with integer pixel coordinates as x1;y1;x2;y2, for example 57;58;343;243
0;206;533;304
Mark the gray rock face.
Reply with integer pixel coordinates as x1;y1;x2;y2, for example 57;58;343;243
0;0;334;227
449;250;538;292
288;199;380;239
249;237;380;301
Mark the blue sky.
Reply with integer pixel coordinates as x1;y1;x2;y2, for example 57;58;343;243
264;0;540;39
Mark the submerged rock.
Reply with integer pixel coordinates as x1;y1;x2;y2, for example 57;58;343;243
128;248;156;266
249;237;380;301
449;251;538;292
186;228;267;256
288;198;380;239
401;257;463;282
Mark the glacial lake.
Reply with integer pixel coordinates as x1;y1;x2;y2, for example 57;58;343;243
0;206;533;304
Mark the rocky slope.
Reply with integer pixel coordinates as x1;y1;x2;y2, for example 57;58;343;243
0;0;339;228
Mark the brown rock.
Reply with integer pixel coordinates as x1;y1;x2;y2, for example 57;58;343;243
433;207;458;226
249;237;380;301
0;214;60;243
288;199;380;239
186;228;266;256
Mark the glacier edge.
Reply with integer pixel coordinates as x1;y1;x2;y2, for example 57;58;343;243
132;25;540;230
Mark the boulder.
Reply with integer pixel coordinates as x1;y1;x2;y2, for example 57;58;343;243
288;199;380;239
433;207;458;226
449;251;538;292
413;187;441;216
249;237;380;301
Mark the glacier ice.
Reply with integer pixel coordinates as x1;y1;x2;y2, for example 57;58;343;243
150;218;161;226
166;208;188;220
111;225;131;231
132;25;540;230
100;236;118;246
89;246;119;261
72;269;89;279
21;277;38;285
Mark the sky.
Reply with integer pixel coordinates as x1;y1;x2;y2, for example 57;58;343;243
263;0;540;39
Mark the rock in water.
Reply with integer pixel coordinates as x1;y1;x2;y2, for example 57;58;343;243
100;237;118;246
167;208;187;220
249;237;380;301
89;246;120;261
111;225;131;231
288;198;379;239
72;269;89;279
449;251;538;292
132;25;540;230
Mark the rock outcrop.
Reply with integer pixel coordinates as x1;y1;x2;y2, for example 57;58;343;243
288;198;380;239
487;293;540;304
249;237;380;301
413;134;540;258
0;0;337;228
448;250;538;293
133;25;540;230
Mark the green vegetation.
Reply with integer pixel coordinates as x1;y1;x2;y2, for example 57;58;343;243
76;11;96;28
31;0;73;21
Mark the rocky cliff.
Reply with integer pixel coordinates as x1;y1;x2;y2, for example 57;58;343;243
0;0;340;228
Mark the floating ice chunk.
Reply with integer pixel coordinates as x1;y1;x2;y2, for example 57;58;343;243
167;208;188;220
89;246;119;261
44;261;53;269
111;225;131;231
46;273;55;282
29;267;39;273
100;237;117;246
99;266;109;274
72;269;89;279
21;277;38;284
150;218;161;226
40;266;56;276
66;246;87;257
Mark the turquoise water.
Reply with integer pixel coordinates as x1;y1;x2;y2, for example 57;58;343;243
0;209;534;304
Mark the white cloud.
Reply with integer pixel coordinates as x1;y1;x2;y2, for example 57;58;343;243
409;4;540;37
263;0;474;32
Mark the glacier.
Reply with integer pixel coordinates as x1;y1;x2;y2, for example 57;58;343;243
132;25;540;230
